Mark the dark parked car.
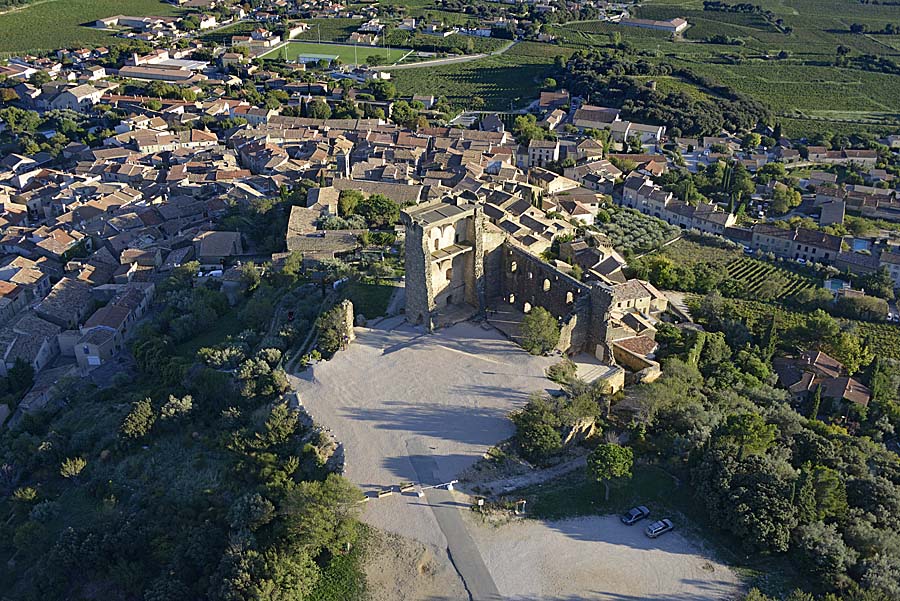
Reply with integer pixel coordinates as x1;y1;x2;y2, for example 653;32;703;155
645;519;674;538
621;505;650;525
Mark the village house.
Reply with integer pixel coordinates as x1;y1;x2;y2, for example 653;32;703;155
0;313;61;377
774;350;871;409
192;230;244;266
622;174;736;235
527;139;560;168
49;84;104;113
34;277;95;329
748;224;841;264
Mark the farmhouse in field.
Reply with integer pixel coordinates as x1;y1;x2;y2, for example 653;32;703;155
618;17;689;34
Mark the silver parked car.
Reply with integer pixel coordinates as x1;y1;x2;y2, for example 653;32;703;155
621;506;650;525
645;519;674;538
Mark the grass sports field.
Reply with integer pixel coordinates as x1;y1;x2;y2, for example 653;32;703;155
261;41;408;65
0;0;178;53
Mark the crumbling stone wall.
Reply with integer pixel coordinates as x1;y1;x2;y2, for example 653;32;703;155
589;285;616;362
339;299;356;344
468;208;486;309
495;244;593;355
498;245;589;317
481;227;507;307
403;204;622;360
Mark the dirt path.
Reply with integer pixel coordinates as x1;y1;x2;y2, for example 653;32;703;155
0;0;57;16
364;528;467;601
283;289;339;372
464;455;588;497
375;41;516;71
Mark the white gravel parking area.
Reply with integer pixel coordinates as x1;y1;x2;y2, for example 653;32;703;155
467;515;743;601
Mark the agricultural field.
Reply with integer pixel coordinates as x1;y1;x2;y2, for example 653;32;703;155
383;29;506;54
724;257;818;300
543;0;900;137
262;42;409;66
674;60;900;113
391;42;572;110
778;115;899;140
632;0;900;135
594;207;681;255
197;21;255;44
290;18;363;43
857;322;900;362
0;0;179;53
659;236;742;268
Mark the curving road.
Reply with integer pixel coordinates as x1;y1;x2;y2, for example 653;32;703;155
374;40;517;70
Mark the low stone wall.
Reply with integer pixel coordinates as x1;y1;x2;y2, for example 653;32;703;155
612;343;662;384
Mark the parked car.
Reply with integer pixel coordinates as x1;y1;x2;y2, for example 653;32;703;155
621;506;650;525
645;519;674;538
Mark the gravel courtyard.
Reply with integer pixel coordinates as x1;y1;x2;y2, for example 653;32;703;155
291;317;555;551
292;318;741;600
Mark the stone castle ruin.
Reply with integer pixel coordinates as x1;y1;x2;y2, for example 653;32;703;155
402;198;669;384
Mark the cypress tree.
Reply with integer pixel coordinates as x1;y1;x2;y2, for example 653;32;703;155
810;385;822;421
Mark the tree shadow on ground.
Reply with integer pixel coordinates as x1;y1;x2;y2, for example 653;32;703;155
341;399;516;448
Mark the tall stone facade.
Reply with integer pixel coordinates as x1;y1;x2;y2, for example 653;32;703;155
401;201;486;331
494;243;616;359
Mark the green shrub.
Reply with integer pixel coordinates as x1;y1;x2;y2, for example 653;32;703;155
521;307;560;355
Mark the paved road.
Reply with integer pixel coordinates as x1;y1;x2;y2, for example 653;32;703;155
407;438;501;601
374;41;517;71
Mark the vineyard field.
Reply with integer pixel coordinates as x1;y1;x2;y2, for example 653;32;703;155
0;0;178;52
391;42;572;110
725;257;818;300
